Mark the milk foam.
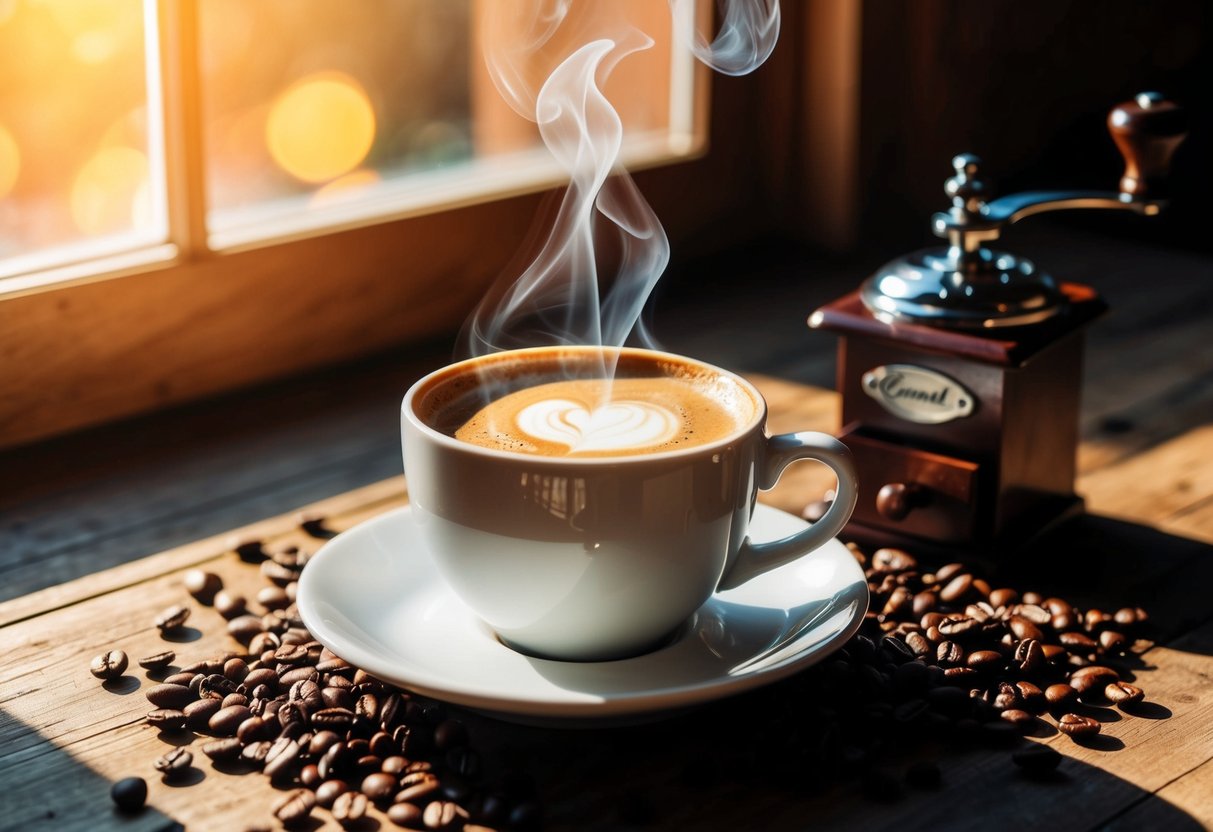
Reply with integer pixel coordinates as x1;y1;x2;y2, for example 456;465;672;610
516;398;679;453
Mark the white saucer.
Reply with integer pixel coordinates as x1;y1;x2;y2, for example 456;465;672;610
297;504;868;723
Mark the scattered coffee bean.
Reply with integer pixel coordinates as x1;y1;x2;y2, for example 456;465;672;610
333;790;370;825
184;697;222;730
209;705;252;737
137;651;175;670
1012;744;1061;773
1044;683;1076;709
316;779;351;809
272;789;316;826
1057;713;1101;738
214;590;247;619
153;747;193;779
362;771;398;802
423;800;469;829
154;604;190;632
183;570;222;604
1070;665;1119;698
90;650;129;681
1105;681;1144;707
202;737;244;761
145;683;192;710
388;801;424;827
226;614;264;644
110;776;147;812
1000;709;1034;730
939;573;973;603
146;708;188;732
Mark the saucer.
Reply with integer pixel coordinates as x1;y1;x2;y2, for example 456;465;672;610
297;504;868;723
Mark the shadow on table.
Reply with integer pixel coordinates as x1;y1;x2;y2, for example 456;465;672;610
0;709;184;831
999;511;1213;650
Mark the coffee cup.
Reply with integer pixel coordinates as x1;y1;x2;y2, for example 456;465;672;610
401;346;857;661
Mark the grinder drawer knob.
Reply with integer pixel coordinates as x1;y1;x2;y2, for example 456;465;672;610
876;482;929;521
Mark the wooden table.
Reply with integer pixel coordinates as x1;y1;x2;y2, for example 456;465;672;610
3;366;1213;831
4;229;1213;830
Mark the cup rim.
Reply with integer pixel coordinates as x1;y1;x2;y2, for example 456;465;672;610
402;345;768;464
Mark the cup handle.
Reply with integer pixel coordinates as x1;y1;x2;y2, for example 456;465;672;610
717;432;857;591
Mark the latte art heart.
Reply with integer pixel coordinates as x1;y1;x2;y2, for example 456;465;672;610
516;398;679;453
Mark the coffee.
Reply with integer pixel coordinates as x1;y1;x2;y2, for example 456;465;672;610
416;349;757;458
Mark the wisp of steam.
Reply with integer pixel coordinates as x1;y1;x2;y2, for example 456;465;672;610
461;0;781;383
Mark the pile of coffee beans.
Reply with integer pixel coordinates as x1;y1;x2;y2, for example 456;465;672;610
97;516;538;830
690;536;1155;800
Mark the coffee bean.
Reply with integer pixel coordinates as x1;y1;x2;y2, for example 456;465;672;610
154;604;191;632
424;800;469;829
198;673;239;700
272;789;316;826
1001;709;1034;729
1012;744;1061;773
221;657;248;683
201;737;243;761
936;641;964;666
264;738;302;781
215;591;248;620
1052;612;1077;631
388;802;425;826
145;683;192;710
965;650;1003;671
1085;609;1111;631
225;614;264;645
236;715;275;743
934;563;965;583
903;631;932;658
1113;607;1140;628
110;776;147;812
248;632;281;656
153;747;193;779
279;666;319;687
1099;630;1128;654
1070;665;1119;698
1009;615;1045;643
208;704;252;736
1015;681;1046;713
1057;713;1101;738
357;771;395;802
90;650;129;681
316;779;351;809
1012;604;1052;627
274;644;310;666
988;588;1018;608
937;617;979;639
257;585;291;611
395;774;441;804
135;651;175;671
184;698;222;730
993;682;1020;711
1013;639;1045;676
1059;631;1097;651
261;560;300;587
184;570;222;604
333;790;370;825
312;707;356;732
1044;683;1076;709
1105;681;1144;707
241;740;273;767
939;574;973;603
871;548;918;573
146;708;188;731
162;671;195;687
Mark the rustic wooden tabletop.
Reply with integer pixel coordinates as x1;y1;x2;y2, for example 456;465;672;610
3;227;1213;830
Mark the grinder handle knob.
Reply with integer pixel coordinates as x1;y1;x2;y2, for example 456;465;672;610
1108;92;1187;200
876;482;929;522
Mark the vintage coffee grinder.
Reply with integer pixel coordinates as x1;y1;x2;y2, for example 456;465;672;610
809;93;1186;553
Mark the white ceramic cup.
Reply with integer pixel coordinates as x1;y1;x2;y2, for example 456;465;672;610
401;346;857;661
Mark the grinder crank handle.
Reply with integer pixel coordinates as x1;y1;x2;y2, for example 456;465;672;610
1108;92;1187;201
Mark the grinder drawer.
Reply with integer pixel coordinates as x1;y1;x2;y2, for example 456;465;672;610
840;427;982;545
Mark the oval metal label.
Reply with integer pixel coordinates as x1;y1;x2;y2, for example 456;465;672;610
861;364;975;424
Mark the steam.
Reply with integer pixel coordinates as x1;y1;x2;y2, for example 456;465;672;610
462;1;781;381
670;0;781;76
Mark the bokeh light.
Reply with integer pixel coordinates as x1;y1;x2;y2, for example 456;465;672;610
266;72;376;184
70;145;150;235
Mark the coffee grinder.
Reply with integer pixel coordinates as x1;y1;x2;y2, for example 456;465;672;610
809;93;1186;553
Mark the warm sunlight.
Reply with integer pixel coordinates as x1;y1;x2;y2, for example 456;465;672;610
265;72;377;185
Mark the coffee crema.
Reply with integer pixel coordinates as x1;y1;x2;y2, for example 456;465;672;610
454;376;751;457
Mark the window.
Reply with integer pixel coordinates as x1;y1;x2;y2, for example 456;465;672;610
0;0;703;290
0;0;709;449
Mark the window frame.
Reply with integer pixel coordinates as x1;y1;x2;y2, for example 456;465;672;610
0;0;715;450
